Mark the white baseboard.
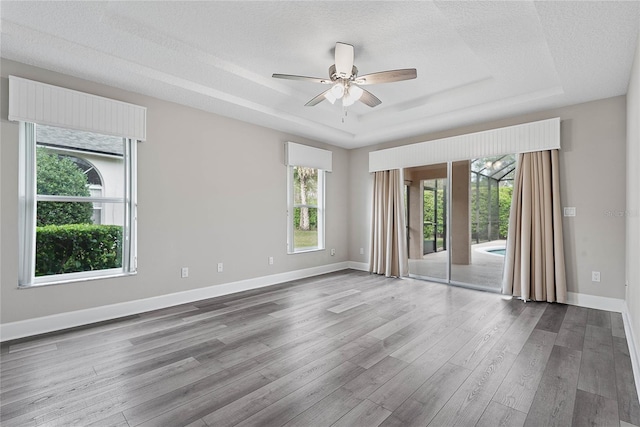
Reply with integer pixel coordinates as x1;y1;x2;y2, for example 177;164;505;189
347;261;369;272
622;303;640;406
0;262;350;342
566;291;626;313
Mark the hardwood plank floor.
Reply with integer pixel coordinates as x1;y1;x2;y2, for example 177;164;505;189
1;270;639;427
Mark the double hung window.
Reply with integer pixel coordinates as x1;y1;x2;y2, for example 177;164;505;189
19;124;137;286
285;142;332;254
10;76;145;287
288;165;325;252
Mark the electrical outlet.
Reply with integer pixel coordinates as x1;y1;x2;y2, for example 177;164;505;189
330;248;336;256
592;271;600;282
181;267;189;278
217;263;223;273
360;247;364;255
564;207;576;217
269;256;274;265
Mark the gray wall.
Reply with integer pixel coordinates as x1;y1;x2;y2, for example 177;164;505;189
626;34;640;366
0;57;631;327
349;96;628;300
0;59;349;323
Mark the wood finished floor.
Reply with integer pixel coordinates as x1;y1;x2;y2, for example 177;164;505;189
1;270;639;427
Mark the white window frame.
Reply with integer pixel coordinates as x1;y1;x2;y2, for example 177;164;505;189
287;165;326;254
18;122;138;287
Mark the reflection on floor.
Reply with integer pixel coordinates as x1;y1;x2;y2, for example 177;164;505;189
408;240;506;291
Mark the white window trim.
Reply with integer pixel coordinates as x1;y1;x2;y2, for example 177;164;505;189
287;166;326;254
18;123;37;285
18;122;138;288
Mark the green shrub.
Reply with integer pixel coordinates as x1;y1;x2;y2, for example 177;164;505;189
35;224;123;276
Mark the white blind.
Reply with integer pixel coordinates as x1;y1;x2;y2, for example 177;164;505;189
369;118;560;172
285;141;333;172
8;76;147;141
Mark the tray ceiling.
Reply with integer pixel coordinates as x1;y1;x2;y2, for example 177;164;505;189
1;1;639;149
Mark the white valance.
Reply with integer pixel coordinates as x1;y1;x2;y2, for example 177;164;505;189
285;141;333;172
369;118;560;172
8;76;147;141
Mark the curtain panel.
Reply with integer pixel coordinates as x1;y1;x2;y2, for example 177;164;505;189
502;149;567;302
369;169;408;278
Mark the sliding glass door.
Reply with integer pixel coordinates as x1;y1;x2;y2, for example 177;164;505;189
406;156;515;291
406;163;449;282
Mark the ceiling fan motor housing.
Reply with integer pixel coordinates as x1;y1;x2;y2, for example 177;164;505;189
329;64;358;81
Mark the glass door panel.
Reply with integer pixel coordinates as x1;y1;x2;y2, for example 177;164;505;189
406;164;448;281
449;156;515;291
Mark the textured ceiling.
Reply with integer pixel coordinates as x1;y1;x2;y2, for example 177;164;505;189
1;1;639;149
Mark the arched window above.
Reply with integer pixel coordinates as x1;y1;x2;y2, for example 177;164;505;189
62;155;103;187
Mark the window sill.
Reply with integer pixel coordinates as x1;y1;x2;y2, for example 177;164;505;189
19;270;137;289
288;247;325;255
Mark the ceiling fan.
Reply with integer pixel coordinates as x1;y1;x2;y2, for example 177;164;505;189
272;42;417;108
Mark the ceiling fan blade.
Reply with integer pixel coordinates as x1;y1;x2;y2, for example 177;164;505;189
334;42;354;78
272;74;331;84
355;69;417;85
305;89;331;106
359;88;382;107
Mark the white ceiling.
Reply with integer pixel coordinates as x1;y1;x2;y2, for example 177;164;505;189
1;1;639;149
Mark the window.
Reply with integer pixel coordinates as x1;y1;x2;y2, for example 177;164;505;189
9;76;145;287
288;166;325;252
284;142;332;254
18;123;137;286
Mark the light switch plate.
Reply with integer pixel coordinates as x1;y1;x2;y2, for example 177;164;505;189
563;207;576;217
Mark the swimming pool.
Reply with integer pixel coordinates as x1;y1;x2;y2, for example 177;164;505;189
488;248;506;256
476;246;507;257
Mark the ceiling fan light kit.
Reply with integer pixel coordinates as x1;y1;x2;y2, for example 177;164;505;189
343;85;362;107
324;81;363;106
273;42;417;110
330;83;345;99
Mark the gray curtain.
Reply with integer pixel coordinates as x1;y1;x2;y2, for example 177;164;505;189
369;169;408;277
502;149;567;302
